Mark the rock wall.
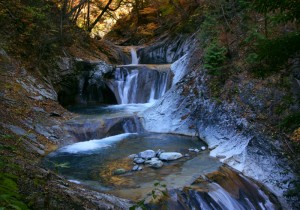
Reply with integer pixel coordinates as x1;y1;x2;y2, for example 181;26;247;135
138;33;197;64
140;42;296;208
0;48;132;209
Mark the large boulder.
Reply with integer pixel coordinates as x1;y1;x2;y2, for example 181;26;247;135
147;159;163;168
138;150;156;159
159;152;183;161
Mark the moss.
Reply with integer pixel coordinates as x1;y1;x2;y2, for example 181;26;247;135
0;158;29;209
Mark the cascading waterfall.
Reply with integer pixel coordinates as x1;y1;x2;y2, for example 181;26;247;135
106;48;173;104
130;47;139;65
111;66;172;104
44;44;281;210
115;68;139;104
175;182;275;210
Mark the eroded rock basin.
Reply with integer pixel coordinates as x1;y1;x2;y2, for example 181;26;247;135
42;132;221;201
42;104;280;209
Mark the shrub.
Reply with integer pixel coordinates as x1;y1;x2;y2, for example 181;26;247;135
203;41;227;75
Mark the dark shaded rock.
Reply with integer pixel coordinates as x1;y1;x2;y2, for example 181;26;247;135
50;112;61;117
156;149;165;157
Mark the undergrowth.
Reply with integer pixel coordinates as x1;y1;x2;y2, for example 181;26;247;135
0;158;29;210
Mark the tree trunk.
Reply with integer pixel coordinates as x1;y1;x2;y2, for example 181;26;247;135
86;0;90;30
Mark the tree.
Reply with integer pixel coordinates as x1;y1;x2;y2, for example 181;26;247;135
244;0;300;74
88;0;124;32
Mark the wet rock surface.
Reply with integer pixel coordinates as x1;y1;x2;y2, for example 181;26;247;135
138;34;196;64
159;152;183;161
1;24;298;209
155;166;281;210
146;158;163;169
131;149;184;169
138;150;156;159
0;48;132;209
140;44;295;207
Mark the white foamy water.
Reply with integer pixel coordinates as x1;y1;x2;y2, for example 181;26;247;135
68;180;81;184
208;183;246;210
130;47;139;64
103;102;155;113
59;133;137;154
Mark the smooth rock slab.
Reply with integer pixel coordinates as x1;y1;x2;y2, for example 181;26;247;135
138;150;156;159
159;152;183;161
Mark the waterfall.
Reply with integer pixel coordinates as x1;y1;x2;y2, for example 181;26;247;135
108;65;172;104
115;68;139;104
167;170;278;210
130;48;139;64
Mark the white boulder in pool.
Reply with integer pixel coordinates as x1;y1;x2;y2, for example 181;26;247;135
159;152;183;161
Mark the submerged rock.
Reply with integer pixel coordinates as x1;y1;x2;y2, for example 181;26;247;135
128;154;138;159
113;168;126;175
159;152;183;161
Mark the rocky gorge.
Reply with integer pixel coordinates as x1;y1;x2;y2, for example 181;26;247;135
1;1;300;209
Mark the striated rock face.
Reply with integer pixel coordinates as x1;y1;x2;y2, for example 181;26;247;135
140;41;295;207
64;116;143;141
162;166;281;210
53;41;130;107
0;48;132;209
54;59;117;106
138;33;197;64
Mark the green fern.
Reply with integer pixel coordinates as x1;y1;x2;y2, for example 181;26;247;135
0;173;29;210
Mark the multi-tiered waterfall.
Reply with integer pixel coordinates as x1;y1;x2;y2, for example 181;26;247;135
106;48;173;104
43;46;280;209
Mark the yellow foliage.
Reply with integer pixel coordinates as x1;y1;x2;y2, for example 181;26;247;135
290;127;300;142
99;158;133;187
140;7;158;15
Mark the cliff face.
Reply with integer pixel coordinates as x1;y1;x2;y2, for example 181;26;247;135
137;35;299;207
0;46;133;209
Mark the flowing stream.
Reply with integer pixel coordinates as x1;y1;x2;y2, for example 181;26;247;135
43;48;279;209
